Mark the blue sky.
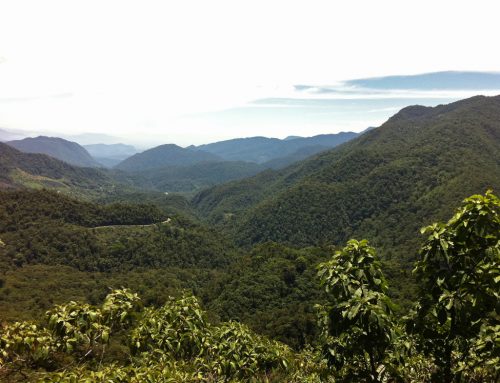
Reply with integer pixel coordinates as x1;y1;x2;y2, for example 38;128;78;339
181;71;500;144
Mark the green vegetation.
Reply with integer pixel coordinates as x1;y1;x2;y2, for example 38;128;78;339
0;191;498;382
410;191;500;382
0;289;310;382
0;190;326;346
114;160;266;194
95;190;199;219
0;143;116;198
194;96;500;256
205;243;331;349
0;189;234;271
114;144;222;172
193;95;500;308
1;96;499;381
316;240;397;381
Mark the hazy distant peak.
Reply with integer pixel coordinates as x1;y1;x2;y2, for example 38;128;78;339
6;136;100;168
114;143;222;171
195;132;359;164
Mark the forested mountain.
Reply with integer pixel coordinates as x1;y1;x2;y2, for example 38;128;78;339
83;143;137;167
0;189;232;271
114;144;222;171
194;132;359;164
6;136;100;167
114;133;358;183
0;142;115;195
262;144;331;169
114;161;267;193
193;96;500;261
0;188;235;321
1;190;498;382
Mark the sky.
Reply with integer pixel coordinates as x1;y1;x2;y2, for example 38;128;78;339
0;0;500;147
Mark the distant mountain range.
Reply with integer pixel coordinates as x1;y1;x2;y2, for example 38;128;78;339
62;133;124;145
261;144;330;169
193;132;359;164
1;129;361;173
114;144;223;172
110;132;362;190
113;132;360;173
6;136;101;168
0;130;363;194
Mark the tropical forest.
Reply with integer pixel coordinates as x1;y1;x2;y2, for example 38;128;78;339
0;2;499;381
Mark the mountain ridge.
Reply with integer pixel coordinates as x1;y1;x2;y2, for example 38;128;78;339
114;143;223;172
193;95;500;259
194;132;359;163
0;142;115;196
6;136;100;168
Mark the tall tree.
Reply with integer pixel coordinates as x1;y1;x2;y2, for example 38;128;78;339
316;239;396;382
411;191;500;382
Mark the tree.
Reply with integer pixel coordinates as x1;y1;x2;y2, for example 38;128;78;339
410;191;500;382
316;239;397;382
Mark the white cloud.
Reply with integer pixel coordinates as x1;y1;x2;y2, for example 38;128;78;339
0;0;499;145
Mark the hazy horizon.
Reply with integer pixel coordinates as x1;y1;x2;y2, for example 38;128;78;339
3;72;500;148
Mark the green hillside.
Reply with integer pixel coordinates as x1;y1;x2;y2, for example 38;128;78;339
0;189;329;349
0;189;232;272
1;191;498;382
0;189;235;320
0;143;116;197
114;160;266;193
193;96;500;265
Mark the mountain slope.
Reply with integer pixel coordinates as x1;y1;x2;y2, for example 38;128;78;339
262;144;330;169
7;136;100;167
115;144;222;171
116;161;266;193
194;132;358;163
0;142;114;196
193;95;500;260
0;188;236;322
